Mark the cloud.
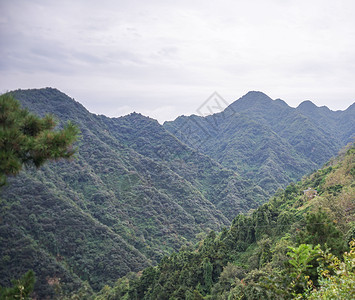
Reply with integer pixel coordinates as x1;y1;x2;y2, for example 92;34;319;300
1;0;355;121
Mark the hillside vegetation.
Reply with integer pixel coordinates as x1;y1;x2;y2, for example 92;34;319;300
92;143;355;299
0;89;259;297
0;88;353;298
164;91;354;198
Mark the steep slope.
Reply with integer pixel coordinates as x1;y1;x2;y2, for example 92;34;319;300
0;172;149;297
226;92;341;164
0;88;260;296
95;143;355;299
2;88;353;298
164;91;354;198
100;112;265;219
296;100;355;144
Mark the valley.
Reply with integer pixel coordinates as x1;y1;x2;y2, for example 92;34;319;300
0;88;354;298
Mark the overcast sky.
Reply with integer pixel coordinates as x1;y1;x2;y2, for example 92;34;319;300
1;0;355;123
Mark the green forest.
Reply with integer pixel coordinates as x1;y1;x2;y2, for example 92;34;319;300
0;88;354;299
90;144;355;299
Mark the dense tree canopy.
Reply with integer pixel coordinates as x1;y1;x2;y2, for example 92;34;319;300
0;93;79;185
1;88;353;298
89;144;355;299
0;93;80;298
0;270;35;300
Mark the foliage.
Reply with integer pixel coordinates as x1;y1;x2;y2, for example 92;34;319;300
0;88;256;297
93;143;355;299
286;244;320;298
297;209;345;257
0;93;79;186
164;91;353;199
0;270;35;300
307;240;355;299
1;88;354;298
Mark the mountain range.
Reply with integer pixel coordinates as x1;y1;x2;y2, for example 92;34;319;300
0;88;354;297
164;91;354;197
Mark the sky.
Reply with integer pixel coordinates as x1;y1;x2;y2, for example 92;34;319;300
1;0;355;123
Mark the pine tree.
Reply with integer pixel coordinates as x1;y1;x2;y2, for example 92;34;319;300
0;270;35;299
0;93;79;186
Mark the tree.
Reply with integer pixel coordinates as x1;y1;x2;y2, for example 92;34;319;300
307;240;355;299
261;244;320;299
297;209;345;257
202;258;213;293
0;93;79;186
0;270;35;299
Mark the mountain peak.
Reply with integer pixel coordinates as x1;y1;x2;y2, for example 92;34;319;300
11;87;91;121
243;91;272;100
274;98;289;107
122;111;159;124
297;100;318;111
227;91;274;112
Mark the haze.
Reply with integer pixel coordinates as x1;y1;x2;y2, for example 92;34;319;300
1;0;355;123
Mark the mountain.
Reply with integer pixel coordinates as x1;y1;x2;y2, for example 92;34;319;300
164;91;354;197
296;100;355;146
1;88;353;298
93;143;355;299
99;112;265;219
0;88;260;297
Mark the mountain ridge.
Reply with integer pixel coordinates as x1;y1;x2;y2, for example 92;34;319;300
164;91;354;198
1;87;354;298
1;88;262;297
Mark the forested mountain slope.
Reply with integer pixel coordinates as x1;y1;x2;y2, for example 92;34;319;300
1;88;353;298
100;112;265;219
164;91;355;197
94;143;355;299
0;88;258;297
